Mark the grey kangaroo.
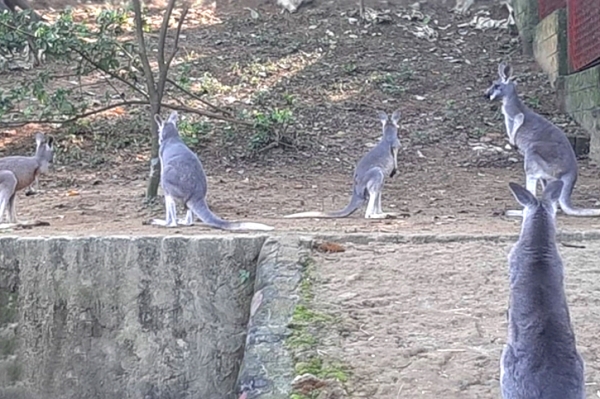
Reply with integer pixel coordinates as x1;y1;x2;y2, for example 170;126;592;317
501;180;585;399
150;111;274;231
487;62;600;217
0;132;54;224
284;110;401;219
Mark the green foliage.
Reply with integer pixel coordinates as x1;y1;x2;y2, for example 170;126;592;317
178;118;211;147
0;8;144;123
250;107;294;151
239;269;251;284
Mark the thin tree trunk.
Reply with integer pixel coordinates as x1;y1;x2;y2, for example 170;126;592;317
146;102;162;199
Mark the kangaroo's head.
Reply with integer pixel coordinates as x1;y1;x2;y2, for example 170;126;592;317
155;111;180;145
486;62;517;102
509;180;563;225
34;132;54;174
377;109;401;149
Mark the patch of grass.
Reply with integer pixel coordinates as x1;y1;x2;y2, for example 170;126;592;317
196;72;229;95
239;269;251;284
343;62;357;74
372;70;413;95
469;127;487;139
295;357;350;383
286;256;350;397
526;95;541;109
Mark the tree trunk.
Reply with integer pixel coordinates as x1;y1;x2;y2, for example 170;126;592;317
145;102;161;200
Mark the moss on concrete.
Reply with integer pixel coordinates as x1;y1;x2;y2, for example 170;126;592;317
286;255;350;398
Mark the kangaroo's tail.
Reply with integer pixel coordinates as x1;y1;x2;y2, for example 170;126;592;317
284;192;364;219
188;198;274;231
559;174;600;217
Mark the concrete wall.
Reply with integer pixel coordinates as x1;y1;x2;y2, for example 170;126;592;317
0;235;267;399
533;8;568;87
558;65;600;162
513;0;539;55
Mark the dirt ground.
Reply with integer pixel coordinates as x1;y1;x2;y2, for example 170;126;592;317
2;0;600;237
2;1;600;397
311;240;600;398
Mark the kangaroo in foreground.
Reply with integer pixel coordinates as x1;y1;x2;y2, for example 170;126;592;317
150;111;274;231
0;132;54;224
487;62;600;217
284;110;401;219
501;180;585;399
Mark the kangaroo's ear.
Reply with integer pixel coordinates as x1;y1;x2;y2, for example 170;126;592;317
391;109;401;126
498;62;513;82
508;182;537;208
46;136;54;149
542;180;564;205
377;111;388;125
154;114;164;128
34;132;44;148
167;111;178;125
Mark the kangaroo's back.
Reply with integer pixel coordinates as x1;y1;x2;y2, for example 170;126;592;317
501;181;585;399
158;124;208;203
355;111;401;181
0;133;53;191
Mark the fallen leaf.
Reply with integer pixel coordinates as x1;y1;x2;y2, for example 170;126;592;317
315;242;346;253
66;190;80;197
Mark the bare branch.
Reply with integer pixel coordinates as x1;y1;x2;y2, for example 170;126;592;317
157;0;177;72
1;101;253;127
157;5;189;103
165;6;188;69
131;0;157;99
165;77;231;115
72;48;148;99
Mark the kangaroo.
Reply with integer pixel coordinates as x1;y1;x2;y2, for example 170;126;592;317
284;110;401;219
486;62;600;217
0;132;54;224
150;111;274;231
501;180;585;399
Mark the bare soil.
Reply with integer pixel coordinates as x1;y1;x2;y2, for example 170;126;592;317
2;0;599;237
311;240;600;398
2;1;600;397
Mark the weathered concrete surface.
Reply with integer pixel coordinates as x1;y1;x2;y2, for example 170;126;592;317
236;237;308;399
557;65;600;162
533;8;567;88
512;0;539;55
0;235;267;399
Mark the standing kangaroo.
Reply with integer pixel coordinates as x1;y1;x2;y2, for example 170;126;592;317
486;62;600;217
501;180;585;399
150;111;274;231
284;110;401;219
0;132;54;224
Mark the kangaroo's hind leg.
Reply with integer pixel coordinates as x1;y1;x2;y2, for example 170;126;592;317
0;171;18;225
177;207;195;226
363;168;395;219
151;195;179;227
